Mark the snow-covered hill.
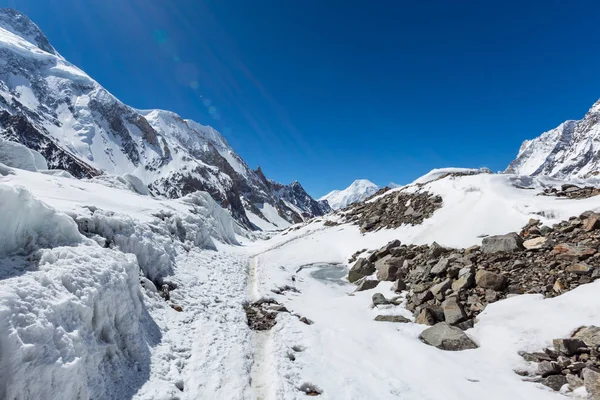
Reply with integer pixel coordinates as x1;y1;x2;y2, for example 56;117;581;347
506;98;600;178
319;179;380;210
0;8;329;229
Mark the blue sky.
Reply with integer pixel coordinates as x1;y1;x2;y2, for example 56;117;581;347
3;0;600;197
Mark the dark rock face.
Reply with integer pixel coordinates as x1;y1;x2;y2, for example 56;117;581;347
347;212;600;332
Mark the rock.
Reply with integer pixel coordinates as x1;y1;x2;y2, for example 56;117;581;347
452;267;475;292
374;315;411;323
538;361;561;377
584;213;600;231
299;316;314;325
392;278;407;293
475;270;507;291
430;278;452;300
523;236;548;250
372;293;390;307
553;338;588;356
429;241;445;258
383;239;402;251
553;278;566;294
415;308;437;326
566;373;584;390
553;243;596;261
583;368;600;399
413;290;433;306
455;319;474;331
348;258;375;283
566;262;593;274
481;232;524;253
354;278;380;292
430;258;450;275
573;326;600;349
542;375;567;391
442;297;467;325
376;256;399;281
419;322;478;351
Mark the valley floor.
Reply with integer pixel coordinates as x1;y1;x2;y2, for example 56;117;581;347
1;168;600;399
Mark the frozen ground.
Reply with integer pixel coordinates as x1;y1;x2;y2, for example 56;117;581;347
1;166;600;399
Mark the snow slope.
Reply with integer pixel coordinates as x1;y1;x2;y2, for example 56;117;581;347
507;98;600;179
319;179;380;210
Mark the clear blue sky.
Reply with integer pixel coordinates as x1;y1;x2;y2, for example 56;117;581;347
3;0;600;197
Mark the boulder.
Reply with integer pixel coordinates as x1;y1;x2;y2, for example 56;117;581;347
475;270;507;291
354;278;380;292
481;233;524;253
553;243;596;261
429;241;445;258
392;278;407;293
430;258;450;275
523;236;548;250
573;326;600;348
419;322;478;351
430;278;452;300
566;374;584;390
415;308;437;326
566;262;593;274
543;375;567;391
372;293;389;307
452;268;474;292
584;213;600;231
376;256;399;281
553;338;588;356
442;297;467;325
348;258;375;283
583;368;600;400
374;315;410;323
413;290;433;306
538;361;561;377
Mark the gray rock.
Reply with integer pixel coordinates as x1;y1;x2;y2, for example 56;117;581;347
354;278;380;292
475;270;507;290
429;241;445;258
374;315;410;323
455;319;474;331
552;338;588;356
430;278;453;300
392;278;407;293
413;290;433;306
348;258;375;283
481;232;524;253
543;375;567;391
573;326;600;348
419;322;478;351
442;297;467;325
372;293;390;307
415;308;436;326
566;373;584;390
430;258;450;275
538;361;561;377
566;262;593;274
375;255;399;281
583;368;600;399
452;271;474;292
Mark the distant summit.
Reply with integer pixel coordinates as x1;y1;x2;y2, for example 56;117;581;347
319;179;380;210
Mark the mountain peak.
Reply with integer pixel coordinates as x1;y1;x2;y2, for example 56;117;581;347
0;8;58;55
319;179;380;210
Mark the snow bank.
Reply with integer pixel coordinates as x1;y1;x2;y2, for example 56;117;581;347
0;184;81;256
411;167;492;185
0;246;150;400
0;138;47;172
123;173;148;195
0;162;15;176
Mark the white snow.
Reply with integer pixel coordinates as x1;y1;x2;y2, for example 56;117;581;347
319;179;380;210
0;138;47;172
1;152;600;399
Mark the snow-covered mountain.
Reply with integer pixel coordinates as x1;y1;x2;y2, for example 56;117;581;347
319;179;380;210
506;98;600;178
0;8;329;229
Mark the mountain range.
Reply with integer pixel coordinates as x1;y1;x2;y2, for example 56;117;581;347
0;8;329;230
